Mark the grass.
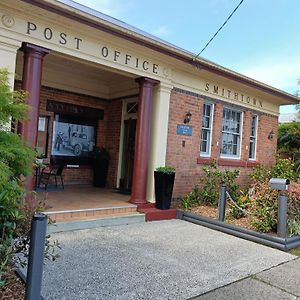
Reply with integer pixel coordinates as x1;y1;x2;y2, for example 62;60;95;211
289;247;300;256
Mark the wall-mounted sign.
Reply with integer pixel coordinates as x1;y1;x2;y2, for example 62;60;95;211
177;125;192;136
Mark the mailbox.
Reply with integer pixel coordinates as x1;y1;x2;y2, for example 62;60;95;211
269;178;290;191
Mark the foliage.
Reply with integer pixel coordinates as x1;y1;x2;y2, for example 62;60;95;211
181;186;201;209
0;68;59;287
288;219;300;236
181;161;240;208
250;157;296;183
249;181;278;233
249;164;300;234
278;122;300;174
0;69;28;127
155;166;175;174
229;190;251;219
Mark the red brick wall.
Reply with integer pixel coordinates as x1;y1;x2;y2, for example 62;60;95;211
105;100;123;187
16;82;123;187
166;88;278;198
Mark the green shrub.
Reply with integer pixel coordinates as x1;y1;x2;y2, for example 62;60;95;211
155;166;175;174
181;161;240;208
250;157;296;183
249;161;300;234
181;186;201;209
0;68;59;287
288;219;300;236
229;190;250;219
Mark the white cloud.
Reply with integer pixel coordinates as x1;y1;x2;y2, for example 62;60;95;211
151;25;170;37
239;58;300;93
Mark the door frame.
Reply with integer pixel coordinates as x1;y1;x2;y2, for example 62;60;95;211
116;97;138;188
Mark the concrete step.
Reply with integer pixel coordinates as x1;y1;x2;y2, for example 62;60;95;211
45;204;137;222
47;213;145;233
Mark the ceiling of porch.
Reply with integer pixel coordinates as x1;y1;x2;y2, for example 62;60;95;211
15;51;139;99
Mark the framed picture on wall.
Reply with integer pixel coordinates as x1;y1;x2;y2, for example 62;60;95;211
51;114;96;159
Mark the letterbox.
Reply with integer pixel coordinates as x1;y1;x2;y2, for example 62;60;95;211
269;178;290;191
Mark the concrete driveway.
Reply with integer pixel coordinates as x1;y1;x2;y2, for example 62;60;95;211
42;219;295;299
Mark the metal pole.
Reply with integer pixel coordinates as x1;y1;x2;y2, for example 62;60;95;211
25;213;48;300
218;185;227;221
277;193;288;238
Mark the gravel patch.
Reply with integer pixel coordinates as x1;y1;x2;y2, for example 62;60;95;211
42;219;295;300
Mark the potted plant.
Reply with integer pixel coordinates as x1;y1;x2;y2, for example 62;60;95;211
92;147;110;187
154;166;176;210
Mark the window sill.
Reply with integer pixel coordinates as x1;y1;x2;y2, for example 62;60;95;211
197;157;260;167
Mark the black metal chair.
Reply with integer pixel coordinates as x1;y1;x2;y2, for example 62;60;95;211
38;164;65;190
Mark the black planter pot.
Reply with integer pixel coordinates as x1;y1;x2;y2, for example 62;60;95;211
93;159;109;187
154;171;175;210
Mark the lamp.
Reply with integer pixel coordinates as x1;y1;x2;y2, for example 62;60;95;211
184;111;192;124
268;129;274;140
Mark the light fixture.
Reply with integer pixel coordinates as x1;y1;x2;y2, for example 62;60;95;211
268;129;274;140
184;111;192;124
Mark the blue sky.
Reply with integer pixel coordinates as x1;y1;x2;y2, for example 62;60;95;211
75;0;299;113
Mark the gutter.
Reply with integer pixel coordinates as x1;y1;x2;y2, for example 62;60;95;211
21;0;300;104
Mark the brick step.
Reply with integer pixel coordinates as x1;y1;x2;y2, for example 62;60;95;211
137;204;177;222
45;205;137;222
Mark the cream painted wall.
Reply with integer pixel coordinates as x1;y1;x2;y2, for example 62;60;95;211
0;36;21;131
146;83;173;202
0;36;21;87
0;1;288;116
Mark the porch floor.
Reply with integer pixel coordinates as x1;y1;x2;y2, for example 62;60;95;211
37;185;135;222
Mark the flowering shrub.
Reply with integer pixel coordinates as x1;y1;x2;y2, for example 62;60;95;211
249;160;300;234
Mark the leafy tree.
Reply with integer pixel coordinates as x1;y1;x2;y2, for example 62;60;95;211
0;68;35;286
278;122;300;173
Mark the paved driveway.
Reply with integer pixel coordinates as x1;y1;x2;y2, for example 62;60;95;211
42;219;295;299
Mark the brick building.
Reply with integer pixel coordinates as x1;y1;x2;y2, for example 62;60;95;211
0;0;299;205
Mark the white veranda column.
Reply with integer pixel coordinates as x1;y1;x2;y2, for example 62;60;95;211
0;36;21;130
0;36;20;87
146;82;173;202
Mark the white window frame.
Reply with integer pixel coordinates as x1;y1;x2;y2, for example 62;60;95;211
220;107;243;160
249;114;258;160
200;102;214;157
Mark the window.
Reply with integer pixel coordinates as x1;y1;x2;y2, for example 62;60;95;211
126;102;138;114
200;103;213;156
221;107;243;158
249;115;258;160
36;116;50;158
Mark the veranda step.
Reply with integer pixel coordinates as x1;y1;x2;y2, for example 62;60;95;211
47;213;145;233
137;203;177;221
45;205;137;222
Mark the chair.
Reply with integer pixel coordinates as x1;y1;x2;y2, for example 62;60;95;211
38;164;65;190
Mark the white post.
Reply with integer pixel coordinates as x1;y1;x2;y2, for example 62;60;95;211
146;82;173;202
0;37;21;131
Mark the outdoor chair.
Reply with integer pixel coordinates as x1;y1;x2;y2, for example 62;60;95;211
38;164;65;190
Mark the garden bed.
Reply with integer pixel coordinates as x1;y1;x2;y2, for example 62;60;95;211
177;210;300;251
0;269;25;300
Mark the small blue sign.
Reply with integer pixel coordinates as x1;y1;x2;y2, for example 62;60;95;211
177;125;192;136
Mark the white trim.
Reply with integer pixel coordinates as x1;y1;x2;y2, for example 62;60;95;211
249;114;258;161
200;103;214;157
116;97;138;188
220;107;243;159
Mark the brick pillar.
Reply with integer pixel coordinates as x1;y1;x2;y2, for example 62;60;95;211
18;43;49;190
130;77;159;205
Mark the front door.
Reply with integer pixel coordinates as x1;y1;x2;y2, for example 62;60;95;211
119;118;136;192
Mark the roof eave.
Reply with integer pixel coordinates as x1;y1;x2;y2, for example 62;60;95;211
22;0;300;105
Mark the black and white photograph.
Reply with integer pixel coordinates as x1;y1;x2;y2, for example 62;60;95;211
51;120;95;157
